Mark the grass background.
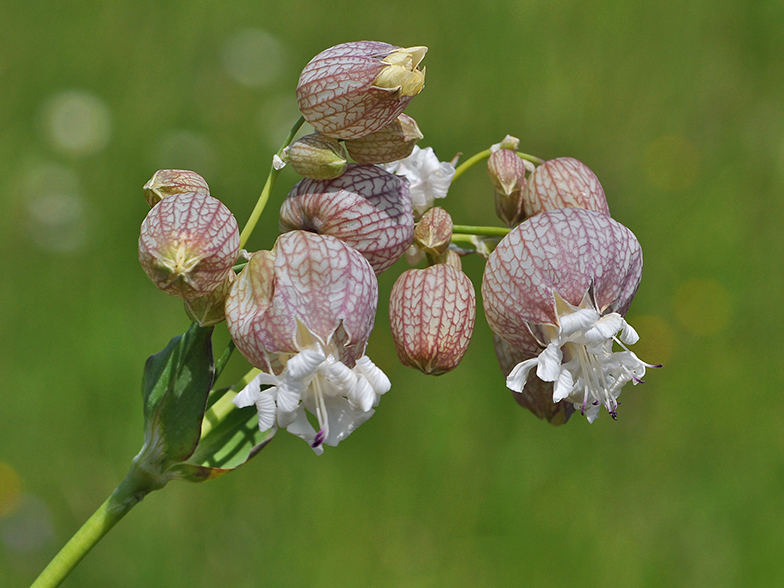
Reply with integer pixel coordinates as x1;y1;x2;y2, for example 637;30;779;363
1;0;783;586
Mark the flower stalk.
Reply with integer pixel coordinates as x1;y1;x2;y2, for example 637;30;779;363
239;116;306;248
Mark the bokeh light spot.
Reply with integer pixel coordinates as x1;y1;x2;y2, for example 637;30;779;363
257;94;309;151
42;90;112;157
222;29;285;89
644;134;700;192
24;163;87;253
674;278;731;336
155;130;217;179
0;494;55;553
0;462;23;518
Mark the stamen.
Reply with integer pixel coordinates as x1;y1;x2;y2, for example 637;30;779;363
311;376;329;448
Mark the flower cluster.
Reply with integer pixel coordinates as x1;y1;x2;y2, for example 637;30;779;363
137;40;659;458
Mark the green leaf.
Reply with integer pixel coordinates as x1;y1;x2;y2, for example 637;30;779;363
140;323;215;472
169;398;275;482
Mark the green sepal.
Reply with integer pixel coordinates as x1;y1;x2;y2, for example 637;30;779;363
168;400;275;482
138;323;215;477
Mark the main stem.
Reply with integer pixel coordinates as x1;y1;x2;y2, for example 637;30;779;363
30;465;159;588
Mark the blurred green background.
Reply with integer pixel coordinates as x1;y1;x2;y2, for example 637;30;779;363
1;0;782;586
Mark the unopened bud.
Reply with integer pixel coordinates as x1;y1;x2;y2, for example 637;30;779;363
279;164;414;274
286;133;347;180
488;150;527;227
413;206;453;256
297;41;426;140
143;169;209;208
490;135;520;152
522;157;610;218
344;114;423;164
139;191;240;299
389;264;475;375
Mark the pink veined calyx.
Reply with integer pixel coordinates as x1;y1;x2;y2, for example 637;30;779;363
225;230;390;454
482;207;660;422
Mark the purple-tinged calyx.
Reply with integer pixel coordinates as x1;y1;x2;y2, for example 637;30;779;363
279;164;414;274
389;263;476;376
487;149;528;227
482;207;658;422
138;191;239;299
522;157;610;218
296;41;426;140
226;231;390;454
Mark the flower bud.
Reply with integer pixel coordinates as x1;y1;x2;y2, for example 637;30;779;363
285;133;347;180
138;191;240;299
490;135;520;152
297;41;426;140
413;206;452;256
279;164;414;274
488;149;527;227
522;157;610;218
344;114;423;164
184;271;235;326
389;263;476;375
143;169;209;208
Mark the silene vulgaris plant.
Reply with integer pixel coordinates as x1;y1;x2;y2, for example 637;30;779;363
32;40;660;587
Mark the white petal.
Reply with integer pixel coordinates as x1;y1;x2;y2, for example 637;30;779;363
350;376;376;413
287;348;326;380
322;360;357;397
536;343;563;382
232;372;278;408
620;321;640;345
323;396;374;446
583;403;601;423
506;357;539;392
559;308;600;337
276;377;305;419
552;369;575;402
354;356;391;395
284;409;321;454
585;313;623;342
255;392;277;432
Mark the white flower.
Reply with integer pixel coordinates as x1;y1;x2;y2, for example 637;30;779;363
382;145;455;215
505;292;658;422
234;336;390;454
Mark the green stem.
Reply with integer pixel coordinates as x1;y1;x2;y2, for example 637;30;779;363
516;151;545;166
452;149;491;182
30;465;159;588
239;116;306;248
452;224;510;238
452;149;545;183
